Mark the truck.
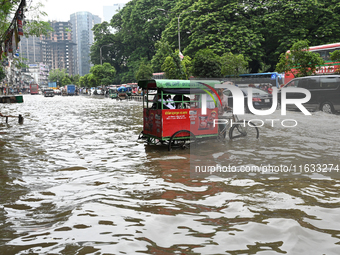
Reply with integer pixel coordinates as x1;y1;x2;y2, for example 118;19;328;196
66;84;76;96
48;82;57;89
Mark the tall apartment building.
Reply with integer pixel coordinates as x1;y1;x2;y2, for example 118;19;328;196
19;36;42;63
70;12;101;76
40;21;76;76
19;21;76;79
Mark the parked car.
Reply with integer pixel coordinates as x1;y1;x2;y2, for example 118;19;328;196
223;87;273;113
44;89;55;97
279;75;340;114
54;89;61;95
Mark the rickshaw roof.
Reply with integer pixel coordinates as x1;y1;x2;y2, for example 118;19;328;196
138;79;222;90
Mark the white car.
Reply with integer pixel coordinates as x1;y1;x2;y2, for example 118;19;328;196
53;89;61;95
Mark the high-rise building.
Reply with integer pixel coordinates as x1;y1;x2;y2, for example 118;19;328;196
19;36;43;64
19;21;75;85
70;12;101;76
40;21;76;76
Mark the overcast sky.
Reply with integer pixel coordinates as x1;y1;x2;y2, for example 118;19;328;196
40;0;130;22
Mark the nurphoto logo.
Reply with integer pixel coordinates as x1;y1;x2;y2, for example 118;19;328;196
200;84;312;116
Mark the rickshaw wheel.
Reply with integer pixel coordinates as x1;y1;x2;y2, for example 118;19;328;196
168;130;196;151
138;131;145;140
229;121;259;140
146;137;162;145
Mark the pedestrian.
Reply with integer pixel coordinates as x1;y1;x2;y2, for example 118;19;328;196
267;85;273;94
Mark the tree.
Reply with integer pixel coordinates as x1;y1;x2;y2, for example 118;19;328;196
0;1;52;38
79;76;86;87
330;50;340;73
160;50;192;79
276;40;324;78
90;0;179;84
182;55;192;79
79;74;92;88
160;0;340;73
61;76;72;86
86;73;97;87
151;41;172;72
89;0;340;78
161;50;188;79
0;68;5;81
135;60;153;80
191;48;221;78
0;1;52;82
48;68;68;85
90;63;116;86
161;0;265;71
220;52;248;76
70;74;80;85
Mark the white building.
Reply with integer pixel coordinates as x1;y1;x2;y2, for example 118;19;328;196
70;12;101;76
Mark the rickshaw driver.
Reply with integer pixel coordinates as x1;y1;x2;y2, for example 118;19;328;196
214;88;231;137
216;88;230;114
206;88;229;113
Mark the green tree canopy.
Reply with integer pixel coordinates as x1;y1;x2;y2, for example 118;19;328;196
135;60;153;81
0;68;5;81
151;41;172;72
182;55;192;79
70;74;80;86
85;73;97;87
0;1;52;45
0;1;52;82
79;75;86;87
191;48;221;78
49;68;68;84
330;50;340;73
90;63;116;86
160;0;340;73
79;74;92;88
90;0;178;84
61;76;72;86
276;40;325;78
161;50;189;79
89;0;340;82
220;52;249;77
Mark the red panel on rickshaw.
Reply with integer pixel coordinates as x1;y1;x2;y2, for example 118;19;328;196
187;108;219;136
162;109;190;137
143;109;162;138
162;108;218;138
143;108;219;139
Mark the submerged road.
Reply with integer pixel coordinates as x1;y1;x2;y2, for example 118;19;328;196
0;94;340;254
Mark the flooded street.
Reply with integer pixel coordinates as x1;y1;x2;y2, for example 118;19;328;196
1;95;340;254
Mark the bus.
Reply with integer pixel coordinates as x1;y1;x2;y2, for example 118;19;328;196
152;72;165;79
30;84;39;95
285;42;340;84
224;72;285;88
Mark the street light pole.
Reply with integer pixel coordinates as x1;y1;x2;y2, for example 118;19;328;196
158;9;197;53
177;15;181;53
100;43;113;65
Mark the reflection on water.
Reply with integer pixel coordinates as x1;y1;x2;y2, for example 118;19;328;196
0;95;340;254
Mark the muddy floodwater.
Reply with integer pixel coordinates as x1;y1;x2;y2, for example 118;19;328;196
1;95;340;254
